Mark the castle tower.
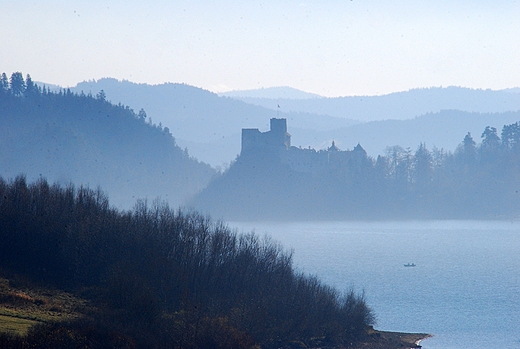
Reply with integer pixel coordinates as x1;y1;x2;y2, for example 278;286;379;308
270;118;287;134
269;118;291;150
240;118;291;156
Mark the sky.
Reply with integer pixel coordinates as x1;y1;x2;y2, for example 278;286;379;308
1;0;519;97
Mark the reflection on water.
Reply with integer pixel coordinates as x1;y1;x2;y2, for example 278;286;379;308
230;220;520;349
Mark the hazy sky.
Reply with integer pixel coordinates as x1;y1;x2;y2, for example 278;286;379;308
2;0;519;97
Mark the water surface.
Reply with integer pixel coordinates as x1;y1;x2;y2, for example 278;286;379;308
230;220;520;349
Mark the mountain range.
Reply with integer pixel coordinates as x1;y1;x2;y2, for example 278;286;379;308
219;86;323;99
5;75;520;215
230;86;520;121
64;79;520;166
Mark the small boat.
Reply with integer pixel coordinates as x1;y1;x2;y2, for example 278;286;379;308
404;263;416;267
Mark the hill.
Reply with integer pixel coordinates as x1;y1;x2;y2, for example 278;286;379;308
193;117;520;221
231;86;520;121
66;80;520;167
305;109;520;156
0;176;379;348
219;86;323;99
69;79;356;167
0;72;215;209
0;272;428;348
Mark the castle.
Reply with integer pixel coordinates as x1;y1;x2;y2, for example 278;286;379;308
241;118;368;175
241;118;291;154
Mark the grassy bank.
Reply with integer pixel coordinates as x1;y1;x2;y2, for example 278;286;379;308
0;276;88;335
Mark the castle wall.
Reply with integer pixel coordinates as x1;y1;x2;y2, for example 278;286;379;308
280;147;324;175
241;128;263;154
241;118;291;156
241;118;368;175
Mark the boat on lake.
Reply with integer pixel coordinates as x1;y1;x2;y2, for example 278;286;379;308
404;263;416;267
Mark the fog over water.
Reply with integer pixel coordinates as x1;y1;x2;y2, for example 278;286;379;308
231;220;520;349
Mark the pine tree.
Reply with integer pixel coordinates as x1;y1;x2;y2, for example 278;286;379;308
0;72;8;93
9;72;26;96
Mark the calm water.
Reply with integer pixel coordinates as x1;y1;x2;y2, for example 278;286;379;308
230;220;520;349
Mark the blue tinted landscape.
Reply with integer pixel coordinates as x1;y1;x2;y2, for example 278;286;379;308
2;1;520;348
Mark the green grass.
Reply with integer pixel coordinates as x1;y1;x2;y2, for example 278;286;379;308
0;314;40;336
0;276;89;336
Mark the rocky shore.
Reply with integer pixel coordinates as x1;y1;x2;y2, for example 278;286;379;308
355;328;431;349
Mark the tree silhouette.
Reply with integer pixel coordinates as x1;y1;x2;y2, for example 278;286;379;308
0;175;375;348
501;122;520;151
413;142;432;185
96;89;106;101
454;132;477;167
0;72;8;93
138;108;147;121
9;72;25;96
480;126;501;163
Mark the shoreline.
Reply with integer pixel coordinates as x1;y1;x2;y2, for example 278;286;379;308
359;328;432;349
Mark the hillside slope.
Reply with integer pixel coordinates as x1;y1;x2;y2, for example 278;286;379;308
233;86;520;121
68;80;520;165
0;176;376;348
193;116;520;221
309;110;520;156
1;74;215;209
69;79;358;166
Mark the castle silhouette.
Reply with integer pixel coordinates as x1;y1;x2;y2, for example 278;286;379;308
241;118;368;175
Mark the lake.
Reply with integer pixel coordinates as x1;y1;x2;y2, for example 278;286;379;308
230;220;520;349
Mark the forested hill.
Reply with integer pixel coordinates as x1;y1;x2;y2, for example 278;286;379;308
193;120;520;221
0;176;375;348
69;78;358;166
68;79;520;167
0;72;215;209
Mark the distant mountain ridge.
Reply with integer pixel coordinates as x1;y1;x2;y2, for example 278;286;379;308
62;79;520;166
503;87;520;94
230;86;520;122
315;109;520;156
69;79;357;166
219;86;323;99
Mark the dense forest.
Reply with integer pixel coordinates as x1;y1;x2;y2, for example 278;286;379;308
0;72;215;209
0;176;374;348
194;121;520;220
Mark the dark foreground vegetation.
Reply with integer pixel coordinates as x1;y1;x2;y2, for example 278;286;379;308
0;175;374;348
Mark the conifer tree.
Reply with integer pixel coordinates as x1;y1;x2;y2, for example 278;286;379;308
0;72;8;93
9;72;25;96
25;74;38;97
